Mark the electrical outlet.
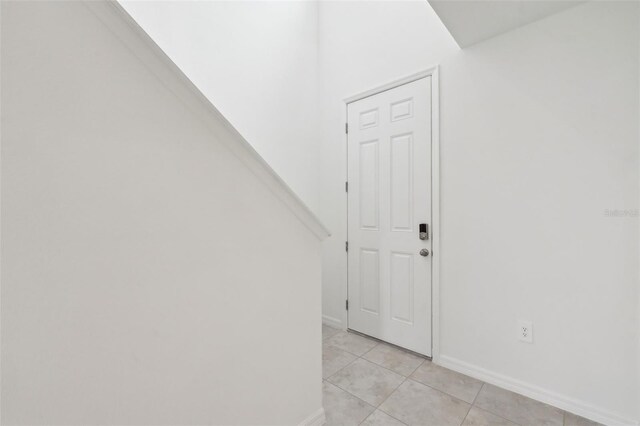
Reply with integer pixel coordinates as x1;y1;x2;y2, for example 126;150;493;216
518;320;533;343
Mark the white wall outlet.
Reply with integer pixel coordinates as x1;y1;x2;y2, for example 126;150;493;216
518;320;533;343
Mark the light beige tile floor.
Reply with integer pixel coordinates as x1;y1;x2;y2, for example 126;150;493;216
322;325;601;426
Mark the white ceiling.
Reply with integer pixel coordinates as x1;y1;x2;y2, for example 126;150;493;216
428;0;585;48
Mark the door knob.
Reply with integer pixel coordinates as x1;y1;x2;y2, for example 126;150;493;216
420;249;430;257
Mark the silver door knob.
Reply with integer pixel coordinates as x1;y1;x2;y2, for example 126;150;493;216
420;249;430;257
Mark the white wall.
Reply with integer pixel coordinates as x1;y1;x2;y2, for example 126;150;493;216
1;1;323;424
441;2;640;419
319;1;639;423
119;0;321;212
438;2;638;422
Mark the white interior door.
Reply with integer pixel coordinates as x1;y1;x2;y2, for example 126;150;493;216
347;77;432;356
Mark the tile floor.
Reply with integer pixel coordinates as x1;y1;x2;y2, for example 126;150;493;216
322;324;600;426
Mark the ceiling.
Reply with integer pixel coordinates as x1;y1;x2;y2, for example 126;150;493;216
428;0;585;48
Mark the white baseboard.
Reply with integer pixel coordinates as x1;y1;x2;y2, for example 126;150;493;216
322;314;343;329
436;355;638;426
299;408;325;426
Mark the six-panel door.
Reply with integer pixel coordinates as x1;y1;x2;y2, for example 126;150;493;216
347;77;432;356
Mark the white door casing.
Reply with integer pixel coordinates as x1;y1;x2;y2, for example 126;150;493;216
347;76;432;356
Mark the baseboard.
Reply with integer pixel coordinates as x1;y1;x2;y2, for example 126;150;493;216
298;408;325;426
437;355;638;426
322;314;343;329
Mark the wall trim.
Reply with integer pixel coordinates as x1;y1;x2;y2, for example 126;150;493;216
437;355;639;426
322;315;344;330
344;68;438;104
429;67;441;363
298;408;325;426
84;1;330;241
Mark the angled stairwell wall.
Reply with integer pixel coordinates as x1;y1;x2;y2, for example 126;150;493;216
119;0;322;214
0;1;328;424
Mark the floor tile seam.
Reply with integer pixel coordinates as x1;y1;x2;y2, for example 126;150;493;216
376;375;410;422
331;347;482;408
459;379;484;424
324;341;380;358
473;382;568;426
355;355;414;380
356;408;409;426
324;378;378;411
403;358;427;377
360;341;380;358
470;383;483;406
472;382;562;425
363;355;426;378
325;353;361;381
326;357;406;408
400;377;476;407
349;331;431;361
471;396;525;426
460;398;475;425
328;339;561;426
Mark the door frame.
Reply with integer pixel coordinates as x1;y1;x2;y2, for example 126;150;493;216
343;66;441;361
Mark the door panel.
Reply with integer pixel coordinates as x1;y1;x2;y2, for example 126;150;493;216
359;249;380;315
347;77;432;356
358;140;380;230
390;133;413;231
390;251;413;324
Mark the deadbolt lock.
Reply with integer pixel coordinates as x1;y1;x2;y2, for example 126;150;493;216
419;223;429;240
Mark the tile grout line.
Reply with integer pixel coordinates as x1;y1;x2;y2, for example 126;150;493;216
345;328;433;361
325;353;383;408
362;344;427;378
329;339;478;413
327;351;405;406
327;333;424;379
323;330;381;383
322;326;342;341
323;328;419;426
351;331;430;359
375;375;410;425
329;336;410;426
470;387;524;426
470;382;482;406
402;375;475;407
325;328;574;426
323;379;378;423
356;404;408;426
323;328;378;424
325;351;361;381
328;329;523;426
357;354;416;379
378;376;487;426
326;335;470;402
469;405;523;426
324;331;380;357
328;328;429;366
406;358;427;377
459;382;484;426
324;379;376;411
